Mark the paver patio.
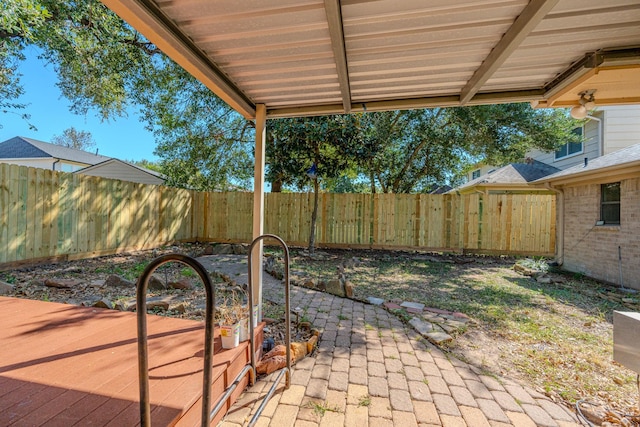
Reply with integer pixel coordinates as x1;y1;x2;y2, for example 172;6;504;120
221;280;581;427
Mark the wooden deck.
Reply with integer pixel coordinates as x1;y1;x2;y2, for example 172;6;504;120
0;296;263;426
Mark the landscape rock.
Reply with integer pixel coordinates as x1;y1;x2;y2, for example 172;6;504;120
326;279;345;297
425;331;453;345
425;307;450;315
209;244;234;255
439;323;459;334
536;275;553;284
344;281;354;298
367;296;385;305
303;279;315;289
409;317;434;335
93;299;113;309
104;275;135;288
0;280;15;295
514;263;538;276
148;275;166;291
401;301;425;311
80;296;103;306
147;299;170;311
168;279;193;290
114;301;135;311
383;302;402;310
44;278;82;289
172;303;186;314
232;244;249;255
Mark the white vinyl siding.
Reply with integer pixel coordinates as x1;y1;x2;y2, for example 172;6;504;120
0;158;88;171
602;105;640;155
527;117;600;170
0;158;56;169
466;164;496;182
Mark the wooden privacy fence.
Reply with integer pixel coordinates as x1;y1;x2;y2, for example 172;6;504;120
193;192;555;255
0;164;193;265
0;164;555;266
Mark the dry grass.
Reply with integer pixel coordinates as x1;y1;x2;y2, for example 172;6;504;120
286;248;640;414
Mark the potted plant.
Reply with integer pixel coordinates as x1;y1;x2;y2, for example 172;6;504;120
218;295;242;349
218;288;258;346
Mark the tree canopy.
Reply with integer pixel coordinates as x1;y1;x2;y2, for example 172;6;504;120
51;126;96;151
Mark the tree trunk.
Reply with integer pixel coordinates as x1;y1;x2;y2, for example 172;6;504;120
369;171;376;194
271;178;283;193
308;177;320;254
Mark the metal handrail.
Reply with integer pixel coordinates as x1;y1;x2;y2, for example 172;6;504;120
136;254;216;427
247;234;292;427
137;235;289;427
209;364;255;421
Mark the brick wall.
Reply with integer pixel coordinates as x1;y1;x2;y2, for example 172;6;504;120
561;177;640;290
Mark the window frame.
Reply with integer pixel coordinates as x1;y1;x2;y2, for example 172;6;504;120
471;169;481;180
555;126;584;161
600;182;621;225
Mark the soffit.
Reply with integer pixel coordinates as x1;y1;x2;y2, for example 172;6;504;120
102;0;640;119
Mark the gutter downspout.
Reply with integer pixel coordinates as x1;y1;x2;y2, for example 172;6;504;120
545;182;564;266
52;159;60;171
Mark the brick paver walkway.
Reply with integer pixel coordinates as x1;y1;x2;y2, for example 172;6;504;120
220;283;580;427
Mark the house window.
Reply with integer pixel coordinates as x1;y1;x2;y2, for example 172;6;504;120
555;126;583;160
471;169;481;179
601;182;620;225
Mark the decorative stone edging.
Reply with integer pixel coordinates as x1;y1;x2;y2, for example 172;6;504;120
366;296;474;346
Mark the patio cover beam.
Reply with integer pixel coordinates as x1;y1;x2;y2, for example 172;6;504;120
459;0;559;105
324;0;352;113
102;0;256;119
266;90;545;118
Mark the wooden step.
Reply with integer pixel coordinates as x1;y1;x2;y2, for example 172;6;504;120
0;297;264;426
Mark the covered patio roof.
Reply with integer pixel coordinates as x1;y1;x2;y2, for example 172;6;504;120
102;0;640;120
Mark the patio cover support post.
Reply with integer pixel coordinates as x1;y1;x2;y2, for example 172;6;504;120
252;104;267;315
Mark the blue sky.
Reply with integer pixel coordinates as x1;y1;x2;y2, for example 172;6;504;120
0;48;158;162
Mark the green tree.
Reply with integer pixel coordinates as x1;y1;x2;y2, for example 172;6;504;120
134;61;253;191
268;115;362;252
0;0;50;127
128;158;163;174
358;105;578;193
1;0;156;123
51;126;96;150
1;0;252;189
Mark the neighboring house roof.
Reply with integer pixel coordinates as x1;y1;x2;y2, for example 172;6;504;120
429;185;452;194
535;143;640;186
454;160;560;193
77;158;163;178
75;159;165;185
0;136;111;165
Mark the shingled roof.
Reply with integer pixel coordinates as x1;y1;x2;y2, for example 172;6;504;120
0;136;111;165
535;143;640;185
456;159;560;192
